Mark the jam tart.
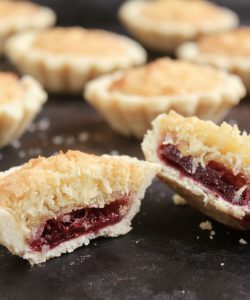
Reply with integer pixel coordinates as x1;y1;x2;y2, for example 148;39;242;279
85;58;246;139
177;27;250;93
0;72;47;148
0;150;158;264
142;111;250;230
5;27;147;93
0;0;56;53
119;0;238;52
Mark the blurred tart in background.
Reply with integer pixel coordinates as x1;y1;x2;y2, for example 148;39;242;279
177;27;250;93
119;0;238;52
0;72;47;148
5;27;147;94
84;58;245;139
0;0;56;53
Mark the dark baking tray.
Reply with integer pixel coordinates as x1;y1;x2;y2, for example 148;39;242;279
1;1;250;299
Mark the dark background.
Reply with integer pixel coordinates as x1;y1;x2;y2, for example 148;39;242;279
1;1;250;300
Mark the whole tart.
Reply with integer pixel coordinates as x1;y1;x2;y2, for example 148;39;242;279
0;72;47;148
119;0;238;52
0;150;158;264
142;111;250;230
5;27;147;93
84;58;246;139
0;0;56;53
177;27;250;93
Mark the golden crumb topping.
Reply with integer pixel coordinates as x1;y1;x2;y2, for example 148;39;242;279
32;28;127;56
0;72;23;103
197;28;250;57
140;0;223;24
109;58;224;96
0;1;39;21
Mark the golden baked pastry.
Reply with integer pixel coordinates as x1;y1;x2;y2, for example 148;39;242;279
0;72;47;148
177;27;250;93
0;0;56;53
119;0;238;52
85;58;246;139
5;27;147;93
142;111;250;230
0;151;158;264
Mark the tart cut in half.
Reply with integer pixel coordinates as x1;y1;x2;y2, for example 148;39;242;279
0;151;158;265
85;58;246;139
4;27;146;94
0;0;56;53
177;27;250;93
142;111;250;230
0;72;47;148
119;0;238;52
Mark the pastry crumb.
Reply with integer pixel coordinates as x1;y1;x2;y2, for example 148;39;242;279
110;150;119;155
239;238;248;245
220;262;225;266
52;135;64;145
18;150;26;158
78;131;89;143
196;236;200;239
172;194;187;206
199;220;213;231
11;140;21;149
37;118;50;131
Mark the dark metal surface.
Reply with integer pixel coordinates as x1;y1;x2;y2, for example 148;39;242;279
1;1;250;299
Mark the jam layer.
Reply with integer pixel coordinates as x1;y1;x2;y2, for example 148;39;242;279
30;198;129;252
159;143;250;206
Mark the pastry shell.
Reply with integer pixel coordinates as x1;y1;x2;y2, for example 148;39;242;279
142;111;250;230
4;27;147;94
0;73;47;148
177;28;250;93
0;1;56;53
0;151;159;264
84;58;246;139
119;0;238;52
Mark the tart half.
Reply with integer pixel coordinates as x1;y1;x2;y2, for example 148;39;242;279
0;151;158;265
5;27;146;93
177;27;250;93
119;0;238;52
142;111;250;230
85;58;245;139
0;72;47;148
0;0;56;53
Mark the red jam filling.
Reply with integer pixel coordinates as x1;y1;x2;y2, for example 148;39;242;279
30;198;129;252
159;143;250;206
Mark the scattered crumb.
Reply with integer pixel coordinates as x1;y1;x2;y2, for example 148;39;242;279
199;220;213;231
28;148;42;156
37;118;50;131
172;194;187;206
27;123;36;133
110;150;119;156
70;261;75;266
239;238;248;245
220;262;225;266
65;135;75;146
135;240;139;244
78;131;89;143
209;235;214;240
18;150;26;158
196;236;200;240
11;140;21;149
210;230;216;236
52;135;64;145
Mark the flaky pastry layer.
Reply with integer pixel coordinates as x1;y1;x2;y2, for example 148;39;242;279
5;27;146;93
85;58;245;139
119;0;238;52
